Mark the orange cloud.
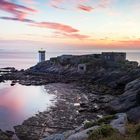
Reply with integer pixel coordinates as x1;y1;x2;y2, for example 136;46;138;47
78;4;93;12
118;39;140;48
32;22;79;33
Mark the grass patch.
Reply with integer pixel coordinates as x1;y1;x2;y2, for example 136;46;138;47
84;115;116;129
88;124;116;140
88;123;140;140
84;121;96;129
97;115;116;124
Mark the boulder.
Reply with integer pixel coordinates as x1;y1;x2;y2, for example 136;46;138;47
66;126;99;140
127;106;140;123
108;78;140;112
110;113;127;135
125;78;140;91
63;125;83;139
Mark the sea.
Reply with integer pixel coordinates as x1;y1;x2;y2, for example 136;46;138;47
0;50;139;131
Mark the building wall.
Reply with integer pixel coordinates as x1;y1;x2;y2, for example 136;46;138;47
102;52;126;62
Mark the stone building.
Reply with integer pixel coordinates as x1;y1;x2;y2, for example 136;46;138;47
102;52;126;62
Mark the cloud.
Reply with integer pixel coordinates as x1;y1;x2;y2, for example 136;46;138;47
49;0;114;12
20;0;36;5
61;32;89;39
119;39;140;47
50;0;93;12
0;16;34;23
31;22;79;33
78;4;93;12
50;0;65;9
0;0;37;20
98;0;113;8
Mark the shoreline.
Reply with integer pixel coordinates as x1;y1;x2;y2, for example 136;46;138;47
14;83;108;140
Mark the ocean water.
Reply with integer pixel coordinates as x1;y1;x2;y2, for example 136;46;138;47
0;50;139;69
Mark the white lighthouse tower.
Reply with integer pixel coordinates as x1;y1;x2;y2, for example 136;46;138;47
38;49;46;62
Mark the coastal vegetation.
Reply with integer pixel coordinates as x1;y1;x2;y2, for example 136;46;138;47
88;123;140;140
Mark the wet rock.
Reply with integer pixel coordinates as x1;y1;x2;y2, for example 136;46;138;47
5;130;14;137
11;80;17;86
14;125;42;140
0;129;11;140
110;113;127;135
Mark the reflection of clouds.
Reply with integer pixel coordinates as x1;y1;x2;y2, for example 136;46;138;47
0;82;55;130
0;106;11;118
0;106;13;130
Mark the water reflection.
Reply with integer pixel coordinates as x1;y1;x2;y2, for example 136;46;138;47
0;81;55;131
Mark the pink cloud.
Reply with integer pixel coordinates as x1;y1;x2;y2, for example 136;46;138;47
21;0;36;5
78;4;93;12
32;22;79;33
0;16;34;23
0;0;37;20
54;31;90;39
98;0;113;8
50;0;93;12
49;0;113;12
50;0;65;9
61;33;89;39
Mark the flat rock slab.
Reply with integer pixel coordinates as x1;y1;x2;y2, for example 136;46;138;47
41;134;64;140
110;113;127;135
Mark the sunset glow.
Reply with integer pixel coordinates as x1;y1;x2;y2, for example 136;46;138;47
0;0;140;50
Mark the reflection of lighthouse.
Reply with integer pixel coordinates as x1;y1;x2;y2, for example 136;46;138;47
38;49;46;62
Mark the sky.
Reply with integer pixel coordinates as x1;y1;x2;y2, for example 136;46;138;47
0;0;140;51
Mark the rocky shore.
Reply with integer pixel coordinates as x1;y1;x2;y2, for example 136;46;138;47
0;54;140;140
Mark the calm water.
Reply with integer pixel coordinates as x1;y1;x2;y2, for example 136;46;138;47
0;50;139;69
0;81;55;131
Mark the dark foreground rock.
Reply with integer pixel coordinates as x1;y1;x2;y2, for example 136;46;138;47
108;78;140;113
127;106;140;123
0;129;14;140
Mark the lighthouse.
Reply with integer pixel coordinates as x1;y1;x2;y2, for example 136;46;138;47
38;49;46;62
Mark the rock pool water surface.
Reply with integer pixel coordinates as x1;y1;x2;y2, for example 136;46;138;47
0;81;56;131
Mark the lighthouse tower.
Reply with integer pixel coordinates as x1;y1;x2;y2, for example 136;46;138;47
38;49;46;62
